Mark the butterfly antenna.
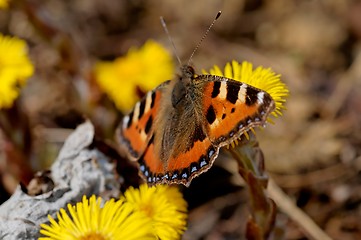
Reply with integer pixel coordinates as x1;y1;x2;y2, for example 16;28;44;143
187;11;222;66
160;16;182;66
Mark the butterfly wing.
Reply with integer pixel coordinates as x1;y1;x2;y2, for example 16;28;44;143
136;74;275;187
132;76;218;186
196;75;275;146
116;81;170;159
137;122;217;187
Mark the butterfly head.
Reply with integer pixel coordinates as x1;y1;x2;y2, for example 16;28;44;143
180;65;196;80
171;65;194;108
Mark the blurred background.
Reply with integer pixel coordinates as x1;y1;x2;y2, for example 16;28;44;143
1;0;361;239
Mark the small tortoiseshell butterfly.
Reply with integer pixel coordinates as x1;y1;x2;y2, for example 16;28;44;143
117;64;275;186
117;13;275;186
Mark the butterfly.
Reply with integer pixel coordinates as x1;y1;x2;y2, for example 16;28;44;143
116;64;275;187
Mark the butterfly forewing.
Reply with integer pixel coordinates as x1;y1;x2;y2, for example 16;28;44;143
196;75;275;146
117;81;170;159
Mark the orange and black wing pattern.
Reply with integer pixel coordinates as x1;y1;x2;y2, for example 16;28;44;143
198;75;275;146
116;81;170;159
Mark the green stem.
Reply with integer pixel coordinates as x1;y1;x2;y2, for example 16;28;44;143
225;133;277;239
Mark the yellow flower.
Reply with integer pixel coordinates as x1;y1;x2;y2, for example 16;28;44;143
123;184;188;240
204;60;289;118
39;195;154;240
0;34;34;109
0;0;9;9
94;40;174;112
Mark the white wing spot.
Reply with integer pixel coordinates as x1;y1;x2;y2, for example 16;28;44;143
122;115;130;129
238;84;247;103
219;81;227;99
257;92;265;104
144;91;152;113
133;102;140;121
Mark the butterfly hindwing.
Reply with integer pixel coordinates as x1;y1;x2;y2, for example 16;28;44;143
117;81;170;159
196;75;275;146
138;128;217;186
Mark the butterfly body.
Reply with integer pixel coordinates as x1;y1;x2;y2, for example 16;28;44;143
117;65;274;186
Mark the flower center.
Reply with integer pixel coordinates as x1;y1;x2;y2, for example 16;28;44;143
140;203;155;218
80;233;107;240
